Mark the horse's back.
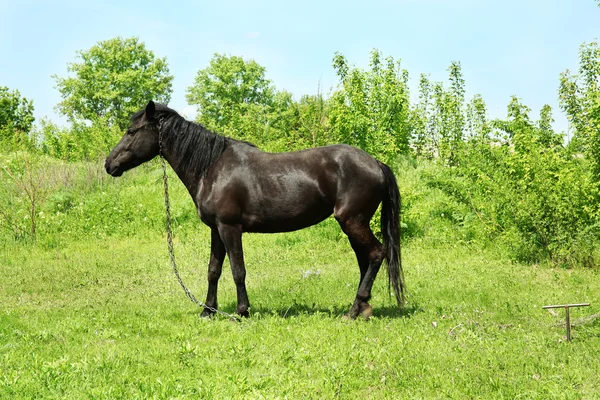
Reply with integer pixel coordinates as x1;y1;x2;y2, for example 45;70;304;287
250;143;385;197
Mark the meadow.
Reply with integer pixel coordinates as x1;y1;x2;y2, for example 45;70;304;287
1;158;599;399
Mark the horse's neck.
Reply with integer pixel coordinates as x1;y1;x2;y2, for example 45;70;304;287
160;129;202;201
162;160;199;204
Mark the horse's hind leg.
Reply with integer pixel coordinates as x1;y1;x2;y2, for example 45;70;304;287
336;216;385;319
201;228;226;318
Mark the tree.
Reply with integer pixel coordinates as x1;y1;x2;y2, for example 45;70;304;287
465;94;491;143
422;62;469;164
412;73;433;156
430;81;450;159
559;41;600;183
537;104;562;147
0;86;35;149
446;62;466;163
329;49;412;163
53;37;173;130
295;91;330;148
186;53;275;132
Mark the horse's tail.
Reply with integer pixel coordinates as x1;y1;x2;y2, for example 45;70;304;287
378;161;405;308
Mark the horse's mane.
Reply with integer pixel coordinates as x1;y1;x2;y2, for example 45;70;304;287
138;104;254;176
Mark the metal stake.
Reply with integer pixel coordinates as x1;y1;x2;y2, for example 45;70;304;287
542;303;590;341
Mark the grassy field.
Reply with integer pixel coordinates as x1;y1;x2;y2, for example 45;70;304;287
2;220;600;399
1;159;600;398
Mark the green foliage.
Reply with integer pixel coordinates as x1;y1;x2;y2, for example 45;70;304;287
6;43;600;270
465;94;492;142
294;91;331;148
429;98;598;266
329;49;412;163
0;86;35;150
559;41;600;188
411;62;478;165
35;117;122;161
0;152;51;241
186;53;275;131
186;53;314;151
444;61;466;163
53;37;173;130
0;153;188;246
412;74;434;156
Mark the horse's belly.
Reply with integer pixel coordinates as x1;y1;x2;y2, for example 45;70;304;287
242;200;332;233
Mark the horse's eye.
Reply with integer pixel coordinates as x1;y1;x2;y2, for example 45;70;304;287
127;128;134;135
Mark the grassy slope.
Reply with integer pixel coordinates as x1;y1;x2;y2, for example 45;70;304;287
1;159;600;399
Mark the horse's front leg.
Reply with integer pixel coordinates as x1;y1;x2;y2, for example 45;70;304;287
201;228;226;317
217;223;250;317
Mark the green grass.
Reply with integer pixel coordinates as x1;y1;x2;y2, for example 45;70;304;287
2;219;600;399
1;156;600;398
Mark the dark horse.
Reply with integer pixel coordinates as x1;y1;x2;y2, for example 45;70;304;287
105;101;405;319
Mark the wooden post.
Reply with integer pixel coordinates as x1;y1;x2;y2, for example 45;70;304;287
542;303;590;341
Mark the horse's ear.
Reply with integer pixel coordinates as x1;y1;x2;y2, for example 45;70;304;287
145;101;155;119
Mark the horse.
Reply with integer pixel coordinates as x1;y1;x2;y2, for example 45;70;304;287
105;101;405;319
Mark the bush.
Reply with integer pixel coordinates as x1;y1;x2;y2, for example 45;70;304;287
0;152;196;245
428;135;599;267
36;117;123;161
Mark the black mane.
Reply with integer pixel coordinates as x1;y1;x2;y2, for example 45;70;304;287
148;104;232;177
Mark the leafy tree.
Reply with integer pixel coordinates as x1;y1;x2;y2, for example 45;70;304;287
411;73;433;156
536;104;562;147
491;95;534;147
186;53;275;132
465;94;491;142
295;91;330;148
445;62;466;163
262;90;301;150
53;37;173;130
423;62;468;164
329;49;412;163
412;63;484;162
430;81;450;159
186;53;321;152
559;41;600;183
0;86;35;149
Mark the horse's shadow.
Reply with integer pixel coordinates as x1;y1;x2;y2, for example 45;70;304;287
215;301;421;320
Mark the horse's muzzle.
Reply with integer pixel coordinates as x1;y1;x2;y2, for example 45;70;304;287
104;159;123;177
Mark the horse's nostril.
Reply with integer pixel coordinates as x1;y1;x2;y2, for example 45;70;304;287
104;158;121;176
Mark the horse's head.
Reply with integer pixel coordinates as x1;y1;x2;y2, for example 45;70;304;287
105;101;160;177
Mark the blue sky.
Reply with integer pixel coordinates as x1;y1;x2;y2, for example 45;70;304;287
1;0;599;134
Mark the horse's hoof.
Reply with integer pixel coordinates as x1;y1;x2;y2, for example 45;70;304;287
360;305;373;320
344;309;360;320
200;309;215;318
237;308;250;318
